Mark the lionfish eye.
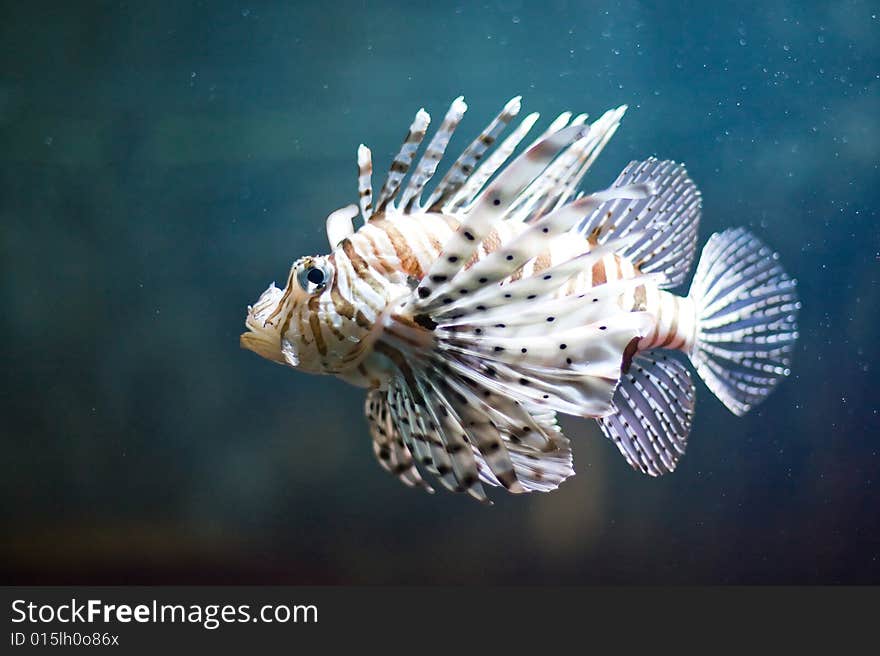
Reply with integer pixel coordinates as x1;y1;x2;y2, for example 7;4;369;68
297;262;330;294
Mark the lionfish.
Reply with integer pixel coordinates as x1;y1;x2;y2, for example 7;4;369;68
241;96;799;502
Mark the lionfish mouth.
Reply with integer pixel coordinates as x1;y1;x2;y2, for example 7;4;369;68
240;283;289;364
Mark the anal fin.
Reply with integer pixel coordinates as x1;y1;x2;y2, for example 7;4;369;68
597;353;695;476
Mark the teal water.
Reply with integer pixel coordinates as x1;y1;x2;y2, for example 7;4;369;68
1;1;877;583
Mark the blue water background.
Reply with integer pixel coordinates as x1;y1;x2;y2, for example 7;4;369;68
1;0;877;583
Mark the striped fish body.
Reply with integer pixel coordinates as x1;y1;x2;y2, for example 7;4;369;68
331;212;696;391
241;96;799;500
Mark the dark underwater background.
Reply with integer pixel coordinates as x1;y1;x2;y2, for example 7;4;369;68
1;0;877;584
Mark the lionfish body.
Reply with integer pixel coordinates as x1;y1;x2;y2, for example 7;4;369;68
241;96;799;502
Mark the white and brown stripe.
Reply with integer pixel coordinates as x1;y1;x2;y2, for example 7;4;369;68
637;287;696;352
357;145;373;221
425;96;522;212
374;109;430;214
286;206;696;382
367;214;696;356
400;97;468;212
448;111;541;213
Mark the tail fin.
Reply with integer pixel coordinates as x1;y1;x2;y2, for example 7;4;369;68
687;227;800;416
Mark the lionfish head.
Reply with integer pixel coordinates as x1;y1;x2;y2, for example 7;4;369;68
241;252;367;375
